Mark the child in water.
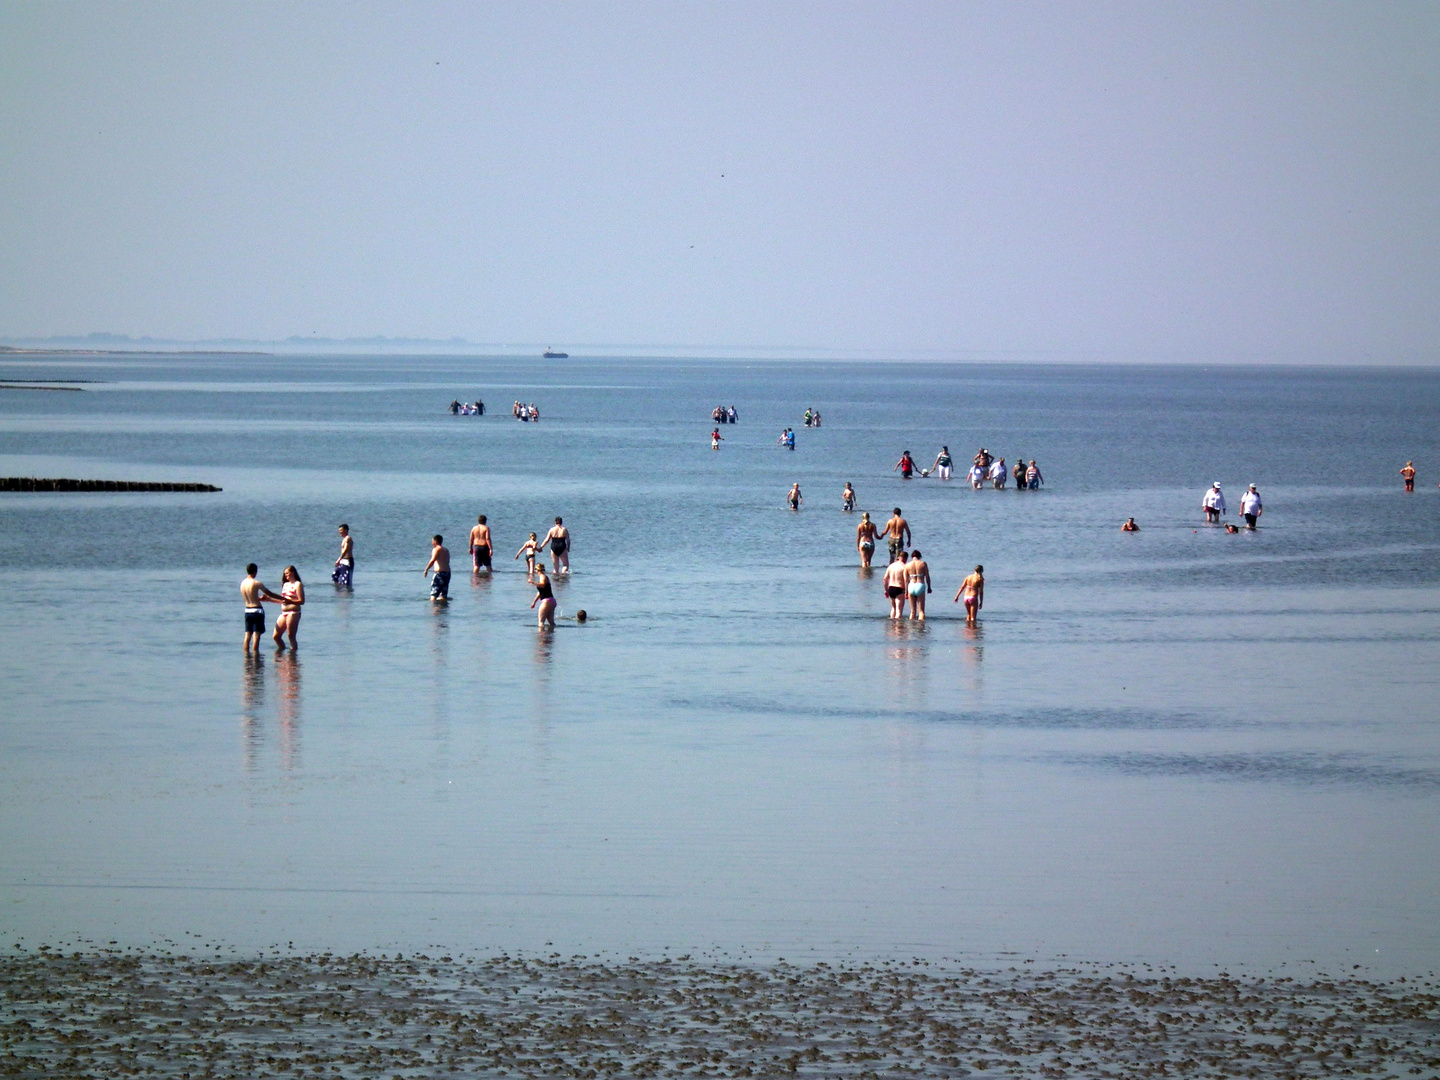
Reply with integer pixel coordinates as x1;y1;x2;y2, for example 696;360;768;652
515;533;539;579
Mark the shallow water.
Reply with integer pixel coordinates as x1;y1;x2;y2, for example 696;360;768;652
1;355;1438;975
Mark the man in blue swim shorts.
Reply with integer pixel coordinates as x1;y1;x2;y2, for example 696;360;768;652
241;563;281;653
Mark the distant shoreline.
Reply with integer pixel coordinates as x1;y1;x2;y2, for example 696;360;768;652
0;346;271;357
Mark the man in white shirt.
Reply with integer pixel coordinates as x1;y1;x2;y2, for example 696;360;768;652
1202;482;1226;523
1240;485;1263;529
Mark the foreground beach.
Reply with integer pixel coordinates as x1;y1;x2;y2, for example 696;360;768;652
4;950;1437;1078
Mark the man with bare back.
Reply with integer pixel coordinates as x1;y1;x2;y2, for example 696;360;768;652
241;563;281;653
422;535;451;601
882;508;910;565
883;551;910;619
469;515;493;572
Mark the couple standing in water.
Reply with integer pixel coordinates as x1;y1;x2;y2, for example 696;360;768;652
241;563;305;652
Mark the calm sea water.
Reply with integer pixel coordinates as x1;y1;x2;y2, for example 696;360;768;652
1;354;1438;974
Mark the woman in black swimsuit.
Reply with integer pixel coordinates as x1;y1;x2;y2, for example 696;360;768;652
530;566;556;628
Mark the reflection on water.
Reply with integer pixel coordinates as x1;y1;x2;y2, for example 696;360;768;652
240;653;265;774
275;651;301;773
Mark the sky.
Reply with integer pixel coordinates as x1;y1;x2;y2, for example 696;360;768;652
1;1;1437;361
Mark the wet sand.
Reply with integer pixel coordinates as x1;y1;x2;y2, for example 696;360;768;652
3;951;1436;1078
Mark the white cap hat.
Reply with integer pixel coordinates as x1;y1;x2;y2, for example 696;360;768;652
1213;481;1222;488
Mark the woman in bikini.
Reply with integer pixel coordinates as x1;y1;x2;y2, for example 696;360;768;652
906;550;931;620
530;565;557;628
515;533;539;580
273;566;305;650
856;512;878;568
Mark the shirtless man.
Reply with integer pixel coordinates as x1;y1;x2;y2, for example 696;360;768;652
882;507;910;564
332;524;354;586
422;535;451;601
906;550;932;620
955;565;984;624
469;515;493;572
1402;462;1416;492
541;517;570;574
841;482;856;511
883;551;910;618
856;512;878;568
1121;517;1139;531
787;483;802;511
241;563;282;653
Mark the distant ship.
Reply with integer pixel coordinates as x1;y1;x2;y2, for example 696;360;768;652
542;347;568;359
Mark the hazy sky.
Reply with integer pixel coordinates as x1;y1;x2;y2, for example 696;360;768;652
2;2;1437;359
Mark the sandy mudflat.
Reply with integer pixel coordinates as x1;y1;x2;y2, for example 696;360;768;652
2;951;1437;1078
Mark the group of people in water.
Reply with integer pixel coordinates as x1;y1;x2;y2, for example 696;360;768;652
241;516;580;648
802;408;823;428
846;507;985;623
711;405;739;424
512;401;540;421
448;399;485;415
892;446;1044;490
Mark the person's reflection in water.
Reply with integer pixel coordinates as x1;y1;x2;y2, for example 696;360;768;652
429;589;450;746
240;654;266;773
885;618;929;706
961;622;984;697
533;625;555;666
275;651;301;773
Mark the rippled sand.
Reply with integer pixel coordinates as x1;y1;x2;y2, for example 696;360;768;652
3;951;1437;1077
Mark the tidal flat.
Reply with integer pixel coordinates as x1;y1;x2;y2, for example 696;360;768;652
2;951;1437;1078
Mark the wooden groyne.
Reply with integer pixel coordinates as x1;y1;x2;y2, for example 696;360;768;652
0;478;221;492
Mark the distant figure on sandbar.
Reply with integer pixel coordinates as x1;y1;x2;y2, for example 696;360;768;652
423;535;451;601
883;550;910;619
333;523;354;587
1401;462;1416;491
274;566;305;650
541;517;570;574
856;512;877;568
1240;485;1263;529
906;550;931;620
531;565;556;628
841;482;856;512
469;515;492;572
882;507;910;564
1202;482;1226;523
955;565;984;625
788;483;802;511
241;563;281;654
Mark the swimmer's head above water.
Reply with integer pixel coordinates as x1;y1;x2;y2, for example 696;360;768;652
576;610;587;623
